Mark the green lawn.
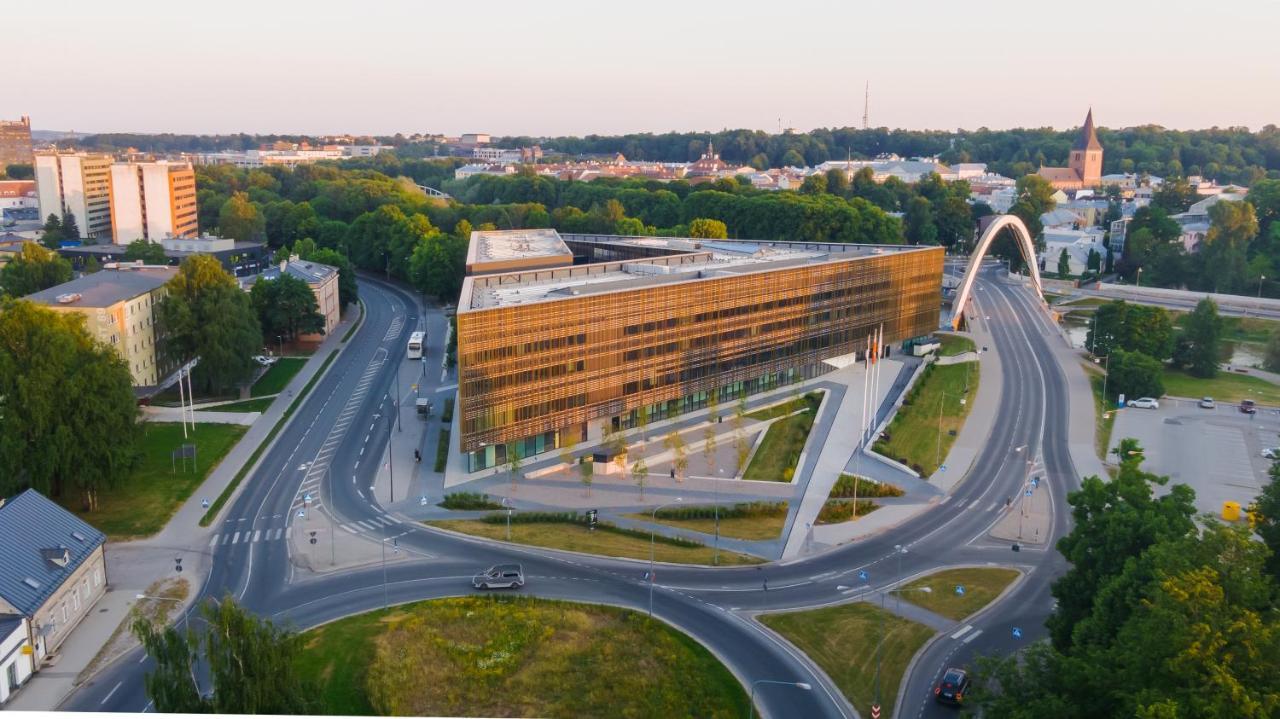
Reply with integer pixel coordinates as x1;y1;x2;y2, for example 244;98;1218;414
427;519;762;565
761;602;934;719
745;391;820;421
874;361;979;476
625;505;788;541
64;423;246;539
901;567;1020;621
295;596;749;718
1089;370;1118;464
1161;367;1280;405
210;396;275;413
251;357;307;397
937;334;976;357
743;392;823;481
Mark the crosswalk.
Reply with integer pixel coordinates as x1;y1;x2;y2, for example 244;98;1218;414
211;513;405;546
210;527;287;546
338;514;404;535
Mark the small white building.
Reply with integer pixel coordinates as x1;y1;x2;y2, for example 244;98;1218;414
0;614;32;705
1042;228;1106;275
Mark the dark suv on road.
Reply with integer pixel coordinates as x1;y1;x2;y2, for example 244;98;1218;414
935;667;972;706
1241;399;1257;415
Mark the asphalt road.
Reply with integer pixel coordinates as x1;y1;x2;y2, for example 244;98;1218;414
66;268;1076;719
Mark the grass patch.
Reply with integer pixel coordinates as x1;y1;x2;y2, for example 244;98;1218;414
428;518;762;565
210;396;275;413
200;350;337;527
440;396;454;424
832;474;903;498
439;491;502;510
816;499;879;524
874;361;978;477
251;357;307;397
901;567;1020;621
1088;370;1117;462
295;596;749;718
937;334;976;357
745;391;818;421
63;423;246;539
743;392;822;481
625;502;789;541
761;602;934;719
1161;366;1280;405
1059;296;1108;308
433;427;450;472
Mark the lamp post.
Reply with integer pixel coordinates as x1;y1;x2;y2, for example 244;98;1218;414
276;335;283;357
714;468;724;566
649;497;682;618
874;544;908;709
1094;355;1110;404
501;496;513;541
1259;275;1267;299
749;680;812;719
1136;267;1143;287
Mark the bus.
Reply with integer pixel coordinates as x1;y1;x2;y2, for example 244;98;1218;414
407;331;425;360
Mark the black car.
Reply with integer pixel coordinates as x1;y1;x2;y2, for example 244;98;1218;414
934;667;971;706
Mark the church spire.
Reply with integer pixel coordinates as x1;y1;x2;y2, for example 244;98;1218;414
1074;108;1102;151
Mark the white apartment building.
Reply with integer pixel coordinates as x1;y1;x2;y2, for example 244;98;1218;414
34;153;114;240
109;161;199;243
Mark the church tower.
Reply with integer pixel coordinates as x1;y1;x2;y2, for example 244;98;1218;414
1068;108;1103;186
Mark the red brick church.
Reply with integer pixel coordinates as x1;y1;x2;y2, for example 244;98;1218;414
1037;109;1103;191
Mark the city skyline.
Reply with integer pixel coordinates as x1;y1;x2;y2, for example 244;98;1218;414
8;0;1280;137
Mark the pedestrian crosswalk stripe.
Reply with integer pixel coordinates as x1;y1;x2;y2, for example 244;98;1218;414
252;530;261;543
209;535;219;548
231;531;240;544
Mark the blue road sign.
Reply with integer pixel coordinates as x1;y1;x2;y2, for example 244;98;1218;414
939;464;948;472
296;509;305;518
1031;477;1039;488
955;585;965;596
1012;627;1022;639
419;495;428;506
304;493;312;503
201;498;209;509
1025;488;1034;497
858;569;869;582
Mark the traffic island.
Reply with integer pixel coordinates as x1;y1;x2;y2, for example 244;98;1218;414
898;567;1021;621
872;360;979;478
294;596;750;718
624;502;789;541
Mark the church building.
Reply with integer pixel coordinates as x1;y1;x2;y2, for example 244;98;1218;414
1037;109;1103;191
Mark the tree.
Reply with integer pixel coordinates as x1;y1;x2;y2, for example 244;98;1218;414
1057;248;1071;276
507;445;523;491
217;191;265;242
825;168;850;197
799;173;828;195
1252;460;1280;581
1265;331;1280;373
904;196;937;245
39;214;63;249
1150;176;1198;214
559;428;578;479
1086;248;1101;273
733;396;751;476
61;212;80;241
1010;173;1057;240
156;255;262;393
0;300;140;506
1197;200;1257;294
631;456;648;499
664;429;688;481
687;218;728;239
1176;298;1222;378
250;272;324;341
133;596;319;715
409;232;466;302
0;242;73;297
579;455;593;497
123;239;168;265
1106;349;1164;400
301;247;358;308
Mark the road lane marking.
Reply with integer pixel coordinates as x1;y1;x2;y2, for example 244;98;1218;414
231;531;240;544
101;681;122;705
209;535;219;547
950;624;972;640
962;629;983;643
252;530;261;543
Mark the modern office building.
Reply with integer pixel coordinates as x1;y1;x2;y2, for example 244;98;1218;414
34;152;114;240
109;161;199;243
0;117;32;167
456;229;942;471
25;265;177;386
57;234;269;277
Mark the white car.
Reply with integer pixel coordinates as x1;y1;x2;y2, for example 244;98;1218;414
1262;448;1280;460
252;355;279;367
1127;397;1160;409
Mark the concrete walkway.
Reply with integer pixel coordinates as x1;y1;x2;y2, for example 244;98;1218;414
6;305;363;711
141;406;260;425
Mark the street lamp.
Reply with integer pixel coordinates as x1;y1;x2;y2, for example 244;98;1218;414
1094;355;1111;404
874;544;908;709
501;496;513;541
1259;275;1267;299
1136;267;1143;287
276;335;283;357
748;679;811;719
649;497;682;618
380;531;399;612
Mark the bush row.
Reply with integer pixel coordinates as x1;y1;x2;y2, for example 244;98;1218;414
478;511;703;548
439;492;503;510
831;474;904;499
815;499;879;524
652;501;787;521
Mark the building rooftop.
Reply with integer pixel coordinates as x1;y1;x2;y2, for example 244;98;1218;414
0;490;106;617
0;613;23;638
466;228;573;272
25;265;176;308
464;232;932;311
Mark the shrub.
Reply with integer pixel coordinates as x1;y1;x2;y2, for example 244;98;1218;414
782;468;795;482
439;492;502;510
440;397;454;424
433;428;450;472
830;474;904;499
478;511;703;548
816;499;878;524
652;502;787;521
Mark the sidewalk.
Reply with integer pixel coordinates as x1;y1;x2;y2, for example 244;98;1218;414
8;304;362;711
141;405;260;425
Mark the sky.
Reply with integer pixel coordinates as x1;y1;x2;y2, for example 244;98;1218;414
9;0;1280;137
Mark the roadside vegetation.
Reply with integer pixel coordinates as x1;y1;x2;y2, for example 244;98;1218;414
250;357;307;396
628;501;788;541
901;567;1020;621
814;474;904;524
428;514;762;565
761;602;933;719
743;392;823;481
210;396;275;413
433;428;450;472
295;596;749;718
1161;366;1280;404
438;491;503;510
937;333;976;357
874;360;978;476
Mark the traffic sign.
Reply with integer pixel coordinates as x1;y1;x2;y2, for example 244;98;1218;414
871;703;881;719
1012;627;1022;639
201;498;209;509
309;531;317;545
304;493;313;504
1031;477;1039;488
939;464;948;472
419;495;428;506
1025;488;1033;497
858;569;869;582
955;585;965;596
297;509;306;518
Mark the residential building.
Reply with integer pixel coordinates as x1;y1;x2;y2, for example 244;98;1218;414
0;490;107;675
0;614;32;705
455;229;942;471
0;180;36;214
34;152;114;240
0;117;32;167
1109;217;1130;258
455;163;516;180
109;161;199;244
255;256;341;340
1037;109;1104;191
25;265;177;386
190;148;346;168
1042;227;1106;275
473;146;542;163
58;235;269;277
460;133;491;146
341;145;386;157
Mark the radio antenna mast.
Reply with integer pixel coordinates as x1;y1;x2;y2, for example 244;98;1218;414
862;81;870;130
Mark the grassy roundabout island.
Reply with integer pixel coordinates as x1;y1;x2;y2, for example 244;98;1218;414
295;596;749;718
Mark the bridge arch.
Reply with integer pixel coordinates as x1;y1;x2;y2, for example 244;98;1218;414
951;214;1043;330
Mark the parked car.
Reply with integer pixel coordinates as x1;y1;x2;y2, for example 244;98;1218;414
1241;399;1257;415
1127;397;1160;409
473;564;525;590
252;355;279;367
1199;397;1216;409
934;667;972;706
1262;448;1280;460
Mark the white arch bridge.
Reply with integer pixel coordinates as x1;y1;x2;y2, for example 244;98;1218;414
949;214;1045;330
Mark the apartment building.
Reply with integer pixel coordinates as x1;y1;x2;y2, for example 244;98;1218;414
256;256;341;340
25;265;177;386
456;230;942;471
0;117;32;166
109;161;199;243
34;152;114;240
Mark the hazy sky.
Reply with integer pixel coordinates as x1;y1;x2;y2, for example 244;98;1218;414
10;0;1280;136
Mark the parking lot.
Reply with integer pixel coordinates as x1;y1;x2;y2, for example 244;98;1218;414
1110;397;1280;516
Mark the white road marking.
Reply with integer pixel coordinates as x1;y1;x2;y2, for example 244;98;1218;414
101;681;122;705
231;531;240;544
962;629;984;643
950;624;973;640
252;530;261;543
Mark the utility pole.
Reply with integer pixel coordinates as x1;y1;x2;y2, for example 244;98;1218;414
862;81;870;130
